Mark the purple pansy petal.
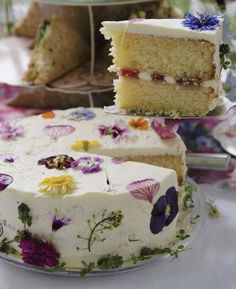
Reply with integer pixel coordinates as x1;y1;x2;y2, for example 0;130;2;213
98;121;130;141
38;155;75;170
0;174;13;191
150;214;167;235
19;236;60;267
151;118;178;139
52;215;71;232
71;156;103;175
43;125;75;139
150;195;167;234
182;12;221;31
127;178;160;203
67;108;96;121
149;187;179;234
0;122;23;140
165;187;179;226
0;154;15;163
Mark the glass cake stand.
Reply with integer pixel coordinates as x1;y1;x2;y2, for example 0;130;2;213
0;178;206;277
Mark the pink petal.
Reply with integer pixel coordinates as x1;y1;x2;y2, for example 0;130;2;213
127;178;160;203
151;119;179;139
43;125;75;139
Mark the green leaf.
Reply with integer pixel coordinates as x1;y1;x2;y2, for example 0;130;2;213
80;261;95;277
18;203;32;227
97;254;123;270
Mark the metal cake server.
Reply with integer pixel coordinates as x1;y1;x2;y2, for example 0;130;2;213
104;96;236;119
186;153;231;171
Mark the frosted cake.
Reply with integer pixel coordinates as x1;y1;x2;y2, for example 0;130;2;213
0;114;181;273
101;13;224;116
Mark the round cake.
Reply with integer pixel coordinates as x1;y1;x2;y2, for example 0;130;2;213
0;108;183;274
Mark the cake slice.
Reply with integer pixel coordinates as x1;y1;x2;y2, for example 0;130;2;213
101;14;224;116
0;107;186;186
24;16;90;85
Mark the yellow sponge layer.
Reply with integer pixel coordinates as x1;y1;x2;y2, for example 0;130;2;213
125;154;186;186
111;32;215;81
115;77;220;116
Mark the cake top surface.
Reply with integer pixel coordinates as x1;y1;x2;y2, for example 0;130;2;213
101;16;223;44
1;151;177;197
0;107;184;197
0;107;186;158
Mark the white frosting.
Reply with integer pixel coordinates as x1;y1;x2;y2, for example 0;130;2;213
0;134;179;267
0;108;186;158
138;71;152;81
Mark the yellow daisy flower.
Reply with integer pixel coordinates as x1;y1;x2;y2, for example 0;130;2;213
71;140;101;152
39;175;75;196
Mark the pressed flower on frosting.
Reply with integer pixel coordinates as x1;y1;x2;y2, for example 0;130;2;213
127;178;160;204
71;156;103;174
41;111;55;119
151;118;179;139
98;120;130;141
52;215;71;232
0;122;23;140
0;154;15;163
43;125;75;140
0;174;13;191
71;140;101;152
150;187;178;234
38;155;75;170
67;108;96;121
182;12;221;31
39;175;75;195
128;117;149;130
19;235;60;267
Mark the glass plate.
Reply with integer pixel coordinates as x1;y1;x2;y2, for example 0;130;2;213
0;178;205;276
35;0;154;6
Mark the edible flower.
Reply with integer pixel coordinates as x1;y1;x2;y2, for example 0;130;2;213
52;215;71;232
151;118;178;139
39;175;75;196
128;117;149;130
41;111;55;119
0;154;15;163
71;156;103;174
150;187;178;234
182;12;221;31
38;155;75;170
67;108;96;121
0;122;23;140
0;173;13;191
127;178;160;204
71;140;101;152
19;235;60;267
98;121;130;141
43;125;75;140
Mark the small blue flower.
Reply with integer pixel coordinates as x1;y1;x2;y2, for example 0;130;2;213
183;13;221;31
150;187;178;234
67;108;96;121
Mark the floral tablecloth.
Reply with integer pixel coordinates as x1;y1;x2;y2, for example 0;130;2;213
0;84;236;289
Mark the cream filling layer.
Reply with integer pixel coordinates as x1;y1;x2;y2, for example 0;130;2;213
136;71;220;94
